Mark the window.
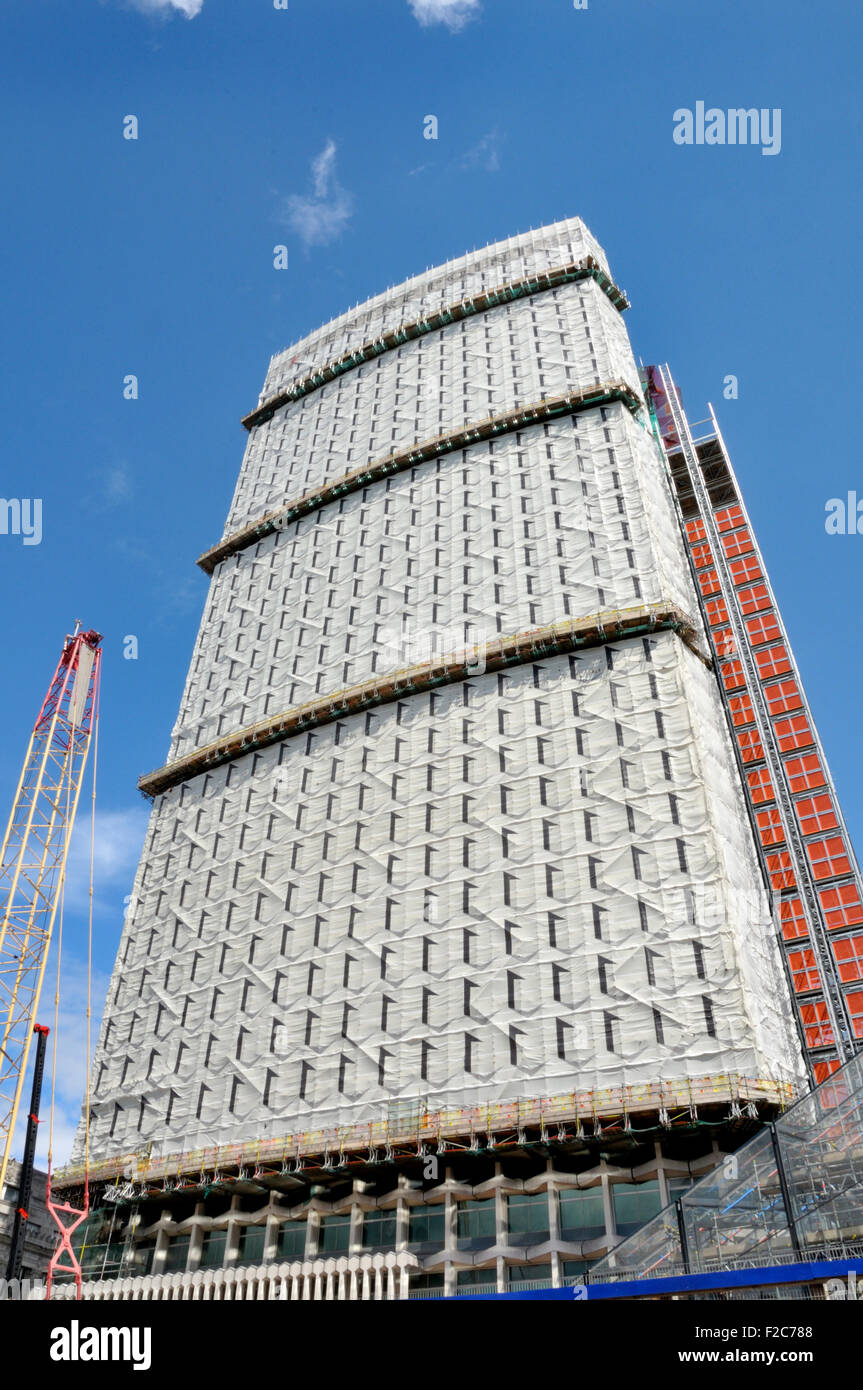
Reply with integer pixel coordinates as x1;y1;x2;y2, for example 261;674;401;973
163;1234;190;1274
558;1188;605;1242
729;693;754;727
277;1222;307;1259
729;553;762;585
698;570;722;598
721;528;755;558
766;851;795;891
508;1263;552;1287
237;1224;266;1265
456;1268;495;1290
410;1272;444;1292
131;1240;156;1277
318;1213;351;1254
612;1180;662;1237
199;1229;227;1269
507;1192;549;1244
456;1199;495;1250
363;1211;397;1251
715;505;745;532
408;1204;445;1251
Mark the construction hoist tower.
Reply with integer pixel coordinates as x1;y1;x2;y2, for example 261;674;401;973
0;627;102;1201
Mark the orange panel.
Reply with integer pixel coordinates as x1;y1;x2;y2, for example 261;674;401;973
767;851;796;891
729;554;763;585
775;713;814;752
746;613;782;646
691;542;714;569
716;505;745;533
698;569;722;597
737;729;765;764
756;807;784;847
685;518;706;544
722;529;755;559
712;628;736;658
779;897;807;941
820;883;863;930
800;1000;833;1048
785;753;826;794
833;935;863;982
813;1059;841;1083
789;949;820;993
795;794;838;837
755;644;791;679
706;597;729;627
848;991;863;1039
747;767;775;805
737;583;771;615
764;678;803;717
807;835;852;882
729;693;755;727
721;658;745;692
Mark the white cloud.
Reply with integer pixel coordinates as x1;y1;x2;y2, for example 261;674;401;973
460;128;502;172
284;140;354;248
408;0;481;30
63;807;148;917
129;0;204;16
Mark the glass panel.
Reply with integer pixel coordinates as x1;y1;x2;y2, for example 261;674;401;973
597;1203;683;1279
130;1240;155;1277
681;1128;792;1268
558;1187;606;1242
199;1229;227;1269
411;1272;444;1290
318;1214;351;1254
163;1234;190;1273
237;1224;266;1265
409;1204;445;1251
508;1263;552;1286
277;1222;307;1259
507;1192;550;1242
456;1268;495;1288
612;1180;662;1238
456;1199;495;1250
363;1211;397;1250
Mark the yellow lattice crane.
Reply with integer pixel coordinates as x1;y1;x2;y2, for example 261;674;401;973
0;626;102;1197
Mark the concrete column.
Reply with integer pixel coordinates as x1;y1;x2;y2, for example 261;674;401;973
264;1214;279;1263
395;1195;409;1252
187;1206;205;1271
349;1202;364;1254
306;1210;320;1258
600;1169;616;1245
547;1164;561;1287
151;1225;170;1277
225;1198;242;1265
444;1187;457;1297
656;1141;671;1208
495;1170;507;1294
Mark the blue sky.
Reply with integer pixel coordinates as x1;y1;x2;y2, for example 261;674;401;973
2;0;861;1161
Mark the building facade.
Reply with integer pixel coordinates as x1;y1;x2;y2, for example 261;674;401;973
55;217;862;1297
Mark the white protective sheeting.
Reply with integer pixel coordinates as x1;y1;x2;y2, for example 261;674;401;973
78;218;804;1166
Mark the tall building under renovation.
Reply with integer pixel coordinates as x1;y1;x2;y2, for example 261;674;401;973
56;217;863;1298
